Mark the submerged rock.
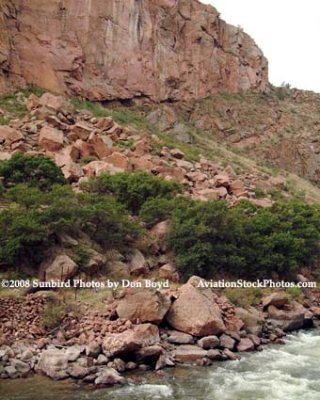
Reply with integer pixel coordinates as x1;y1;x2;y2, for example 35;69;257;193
173;345;208;364
95;368;125;386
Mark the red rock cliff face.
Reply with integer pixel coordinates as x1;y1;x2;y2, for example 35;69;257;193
0;0;268;101
0;1;11;94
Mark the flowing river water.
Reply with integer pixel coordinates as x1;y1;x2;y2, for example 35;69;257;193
1;330;320;400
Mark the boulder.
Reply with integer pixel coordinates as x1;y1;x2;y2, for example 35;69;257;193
68;123;93;141
155;354;175;370
26;94;40;111
196;187;228;200
20;349;34;362
223;349;241;361
0;152;11;161
0;126;24;144
10;359;31;375
132;138;153;157
105;152;131;171
68;365;91;379
87;132;112;159
166;277;225;336
249;198;273;208
197;335;219;350
207;349;224;361
310;306;320;318
214;174;230;188
96;117;114;131
74;139;95;158
173;345;207;364
107;123;123;137
62;161;84;182
96;354;109;365
167;331;194;345
4;366;19;379
83;160;123;177
95;368;125;386
219;334;236;350
44;255;78;281
125;361;137;370
247;334;261;347
102;324;160;357
128;249;149;275
66;345;83;361
136;345;163;361
186;171;208;183
39;126;64;152
55;145;80;167
45;114;69;130
229;180;247;197
109;358;126;372
36;348;69;380
170;148;185;159
150;220;170;239
131;156;154;172
86;251;107;275
267;302;306;331
116;288;171;324
39;93;74;114
175;159;194;171
262;292;290;309
235;306;264;335
159;264;179;282
237;338;255;352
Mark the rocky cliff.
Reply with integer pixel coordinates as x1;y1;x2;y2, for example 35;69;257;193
0;0;268;102
0;0;10;94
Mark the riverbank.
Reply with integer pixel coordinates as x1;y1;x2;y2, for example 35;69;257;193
1;276;320;387
1;330;320;400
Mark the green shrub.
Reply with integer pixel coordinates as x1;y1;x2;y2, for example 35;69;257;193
0;184;142;268
168;199;320;280
139;197;174;227
0;206;49;266
287;287;304;302
80;156;97;165
254;187;266;199
168;200;242;278
0;153;66;191
76;192;142;247
41;303;66;330
139;195;193;227
0;115;10;125
82;172;182;214
0;180;4;196
73;247;90;271
224;288;263;308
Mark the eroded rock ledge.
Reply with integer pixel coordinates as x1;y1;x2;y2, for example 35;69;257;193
0;0;268;101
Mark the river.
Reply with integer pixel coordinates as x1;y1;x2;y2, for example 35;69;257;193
1;330;320;400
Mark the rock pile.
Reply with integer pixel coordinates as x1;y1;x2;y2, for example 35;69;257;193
0;92;273;207
1;280;320;385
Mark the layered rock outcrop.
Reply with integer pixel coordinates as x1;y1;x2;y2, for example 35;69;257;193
0;0;268;101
